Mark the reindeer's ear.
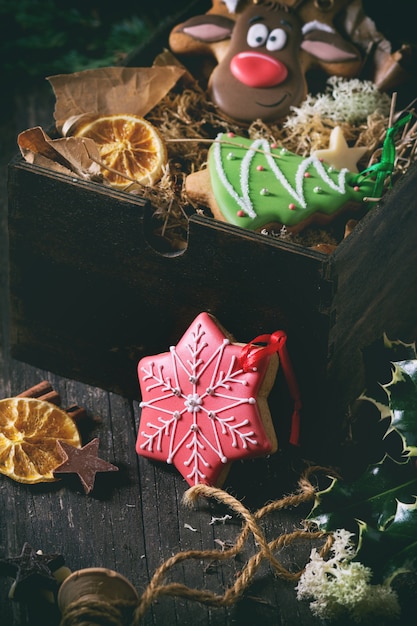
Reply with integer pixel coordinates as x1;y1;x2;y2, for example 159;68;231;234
174;14;235;44
300;21;360;63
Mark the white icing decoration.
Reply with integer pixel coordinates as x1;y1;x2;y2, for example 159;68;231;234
213;136;256;218
302;20;335;35
213;134;349;218
139;320;260;485
185;393;202;412
222;0;240;13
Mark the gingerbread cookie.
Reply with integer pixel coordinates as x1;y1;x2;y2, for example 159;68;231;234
136;312;280;487
185;131;376;233
169;0;361;124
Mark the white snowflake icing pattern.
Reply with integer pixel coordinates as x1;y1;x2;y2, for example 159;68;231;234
139;321;259;484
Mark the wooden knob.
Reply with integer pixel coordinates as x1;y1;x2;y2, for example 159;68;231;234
58;567;138;612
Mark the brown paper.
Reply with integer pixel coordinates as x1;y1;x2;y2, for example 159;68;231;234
47;65;186;133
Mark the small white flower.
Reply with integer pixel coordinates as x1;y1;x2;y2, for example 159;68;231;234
296;529;400;623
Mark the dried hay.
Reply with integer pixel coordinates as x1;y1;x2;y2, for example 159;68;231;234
119;80;417;252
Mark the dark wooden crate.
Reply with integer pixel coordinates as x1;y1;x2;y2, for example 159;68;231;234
7;0;417;460
8;157;417;458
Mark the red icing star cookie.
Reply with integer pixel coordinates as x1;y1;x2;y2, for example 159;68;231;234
136;312;279;487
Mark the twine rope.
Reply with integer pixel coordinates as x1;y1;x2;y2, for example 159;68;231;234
60;465;333;626
60;599;136;626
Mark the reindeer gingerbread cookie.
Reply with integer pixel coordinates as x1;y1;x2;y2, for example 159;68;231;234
169;0;362;124
170;0;411;124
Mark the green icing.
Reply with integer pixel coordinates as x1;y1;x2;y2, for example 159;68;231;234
208;133;376;231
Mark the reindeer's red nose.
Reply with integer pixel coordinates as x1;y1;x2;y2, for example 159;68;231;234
230;51;288;88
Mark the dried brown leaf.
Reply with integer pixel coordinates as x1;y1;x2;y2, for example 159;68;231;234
47;65;186;133
18;127;103;181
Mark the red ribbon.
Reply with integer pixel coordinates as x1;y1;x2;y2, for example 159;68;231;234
239;331;302;447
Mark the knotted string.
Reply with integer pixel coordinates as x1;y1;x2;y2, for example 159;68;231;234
239;330;302;446
59;466;332;626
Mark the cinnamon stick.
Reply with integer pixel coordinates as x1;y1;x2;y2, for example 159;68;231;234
17;380;60;405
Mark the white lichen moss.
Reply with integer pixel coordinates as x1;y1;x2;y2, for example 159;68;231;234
296;529;401;623
285;77;391;128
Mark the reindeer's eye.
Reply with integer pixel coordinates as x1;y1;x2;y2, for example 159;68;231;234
247;23;268;48
266;28;287;52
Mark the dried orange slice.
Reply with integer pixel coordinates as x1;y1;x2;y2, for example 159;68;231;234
73;114;167;188
0;397;81;484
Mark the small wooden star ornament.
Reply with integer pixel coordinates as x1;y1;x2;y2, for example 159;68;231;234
54;438;118;494
312;126;368;172
0;542;65;599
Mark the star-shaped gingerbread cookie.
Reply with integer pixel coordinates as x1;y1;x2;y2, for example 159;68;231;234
54;438;118;494
136;312;279;487
0;542;65;599
312;126;368;172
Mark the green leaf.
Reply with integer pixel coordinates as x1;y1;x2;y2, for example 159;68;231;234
304;337;417;587
358;498;417;581
308;456;417;534
360;335;416;409
384;360;417;456
356;521;399;580
385;497;417;541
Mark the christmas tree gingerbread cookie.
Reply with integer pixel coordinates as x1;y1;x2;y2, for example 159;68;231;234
186;131;377;233
136;312;299;487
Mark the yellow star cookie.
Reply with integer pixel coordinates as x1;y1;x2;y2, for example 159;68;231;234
313;126;368;173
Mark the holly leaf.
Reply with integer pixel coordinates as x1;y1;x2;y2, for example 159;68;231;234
383;498;417;578
384;360;417;457
307;456;417;582
359;335;416;412
307;456;417;534
358;498;417;581
307;346;417;583
309;357;417;535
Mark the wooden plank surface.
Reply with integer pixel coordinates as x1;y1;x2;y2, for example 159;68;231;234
0;85;326;626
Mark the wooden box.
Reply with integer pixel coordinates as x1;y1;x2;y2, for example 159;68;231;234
7;0;417;459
